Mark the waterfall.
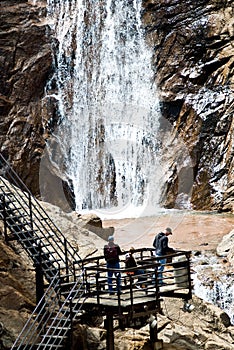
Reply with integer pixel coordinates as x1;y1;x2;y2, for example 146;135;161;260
44;0;163;218
193;256;234;325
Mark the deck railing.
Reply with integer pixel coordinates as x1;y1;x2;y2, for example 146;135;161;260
74;248;193;305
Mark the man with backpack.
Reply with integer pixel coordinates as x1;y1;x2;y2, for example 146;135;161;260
104;235;122;294
153;227;174;285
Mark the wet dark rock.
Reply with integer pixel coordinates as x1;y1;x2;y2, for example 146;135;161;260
0;0;52;196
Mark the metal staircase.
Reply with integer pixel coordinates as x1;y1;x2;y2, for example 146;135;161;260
11;271;87;350
0;154;85;349
0;154;82;281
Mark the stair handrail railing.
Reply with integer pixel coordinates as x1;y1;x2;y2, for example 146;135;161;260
0;177;78;277
11;269;86;350
11;271;61;350
0;197;62;282
0;154;82;272
38;270;86;348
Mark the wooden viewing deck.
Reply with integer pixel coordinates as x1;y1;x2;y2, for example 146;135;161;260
72;248;193;349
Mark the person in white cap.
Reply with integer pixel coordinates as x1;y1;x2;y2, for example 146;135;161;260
104;235;122;294
153;228;174;285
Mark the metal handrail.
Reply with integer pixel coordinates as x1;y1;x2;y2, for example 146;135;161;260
77;248;192;303
11;272;61;350
36;271;86;348
0;154;82;277
11;270;86;350
74;248;191;271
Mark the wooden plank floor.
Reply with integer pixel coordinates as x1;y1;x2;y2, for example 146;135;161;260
84;284;190;308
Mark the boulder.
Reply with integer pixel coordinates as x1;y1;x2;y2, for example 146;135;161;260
79;213;115;241
216;230;234;264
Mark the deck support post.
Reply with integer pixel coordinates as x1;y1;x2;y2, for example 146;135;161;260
149;314;163;350
105;312;114;350
35;244;45;310
35;262;45;311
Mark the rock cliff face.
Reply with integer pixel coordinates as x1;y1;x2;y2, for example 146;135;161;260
0;0;51;195
143;0;234;212
0;0;233;212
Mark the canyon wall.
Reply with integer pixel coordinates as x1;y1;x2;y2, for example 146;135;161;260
0;0;51;195
143;0;234;211
0;0;233;212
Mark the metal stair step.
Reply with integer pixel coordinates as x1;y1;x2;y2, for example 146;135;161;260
35;343;65;348
20;236;38;242
40;335;67;344
14;231;39;238
16;238;38;245
6;214;29;220
0;200;19;207
50;326;70;330
50;316;70;322
1;204;28;212
4;234;17;241
6;223;32;230
42;257;63;265
60;282;75;294
39;216;50;222
0;191;16;198
0;189;14;194
1;194;17;200
39;242;54;249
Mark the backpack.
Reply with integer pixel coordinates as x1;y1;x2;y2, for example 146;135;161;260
104;244;119;262
153;232;164;250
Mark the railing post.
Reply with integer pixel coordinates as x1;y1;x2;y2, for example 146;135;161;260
28;194;34;232
129;275;134;311
105;312;114;350
64;238;69;281
186;252;193;299
69;297;73;342
96;271;100;304
73;261;76;281
1;195;8;243
35;243;45;311
149;314;163;349
83;267;87;293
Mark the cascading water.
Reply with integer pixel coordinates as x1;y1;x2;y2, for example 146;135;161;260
193;255;234;325
44;0;164;218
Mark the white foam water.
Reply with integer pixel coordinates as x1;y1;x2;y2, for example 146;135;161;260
45;0;163;218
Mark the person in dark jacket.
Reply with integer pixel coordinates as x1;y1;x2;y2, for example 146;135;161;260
125;247;146;288
153;227;174;285
104;235;122;294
